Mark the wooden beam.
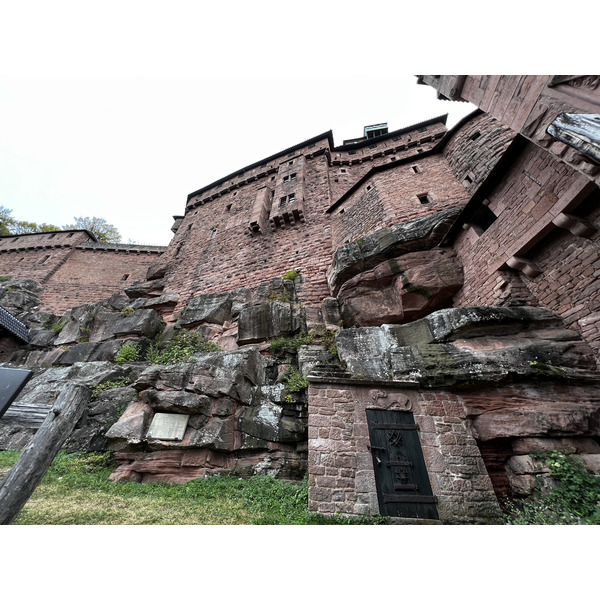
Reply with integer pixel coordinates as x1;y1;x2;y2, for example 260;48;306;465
0;383;90;525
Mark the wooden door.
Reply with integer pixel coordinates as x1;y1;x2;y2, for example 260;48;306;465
367;409;438;519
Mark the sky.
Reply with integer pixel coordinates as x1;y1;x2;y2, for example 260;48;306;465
1;2;591;248
0;72;476;246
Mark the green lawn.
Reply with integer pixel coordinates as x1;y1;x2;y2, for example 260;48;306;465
0;450;385;525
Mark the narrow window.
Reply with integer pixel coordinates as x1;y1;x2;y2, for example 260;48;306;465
210;229;217;239
283;175;289;183
121;274;130;281
469;131;481;141
226;204;232;212
280;197;287;207
288;193;295;203
411;165;421;174
417;193;430;205
290;173;296;181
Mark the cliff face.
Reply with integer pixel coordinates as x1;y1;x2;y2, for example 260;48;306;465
2;79;600;522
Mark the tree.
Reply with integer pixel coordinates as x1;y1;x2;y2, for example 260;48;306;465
0;205;60;235
62;216;122;243
0;206;14;236
1;206;122;243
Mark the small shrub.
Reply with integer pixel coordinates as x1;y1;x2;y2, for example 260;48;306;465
0;276;11;282
121;307;135;317
265;289;292;303
503;451;600;525
147;330;221;365
78;326;91;343
48;318;68;334
279;366;308;402
91;377;131;400
115;342;141;364
282;269;299;281
269;326;338;358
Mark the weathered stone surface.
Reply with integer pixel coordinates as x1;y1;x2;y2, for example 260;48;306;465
65;386;138;453
54;305;98;345
337;249;463;327
89;309;163;343
0;362;135;450
327;206;463;295
124;279;165;299
335;306;598;385
178;292;233;326
146;263;168;281
471;400;600;441
134;348;271;402
0;279;42;315
252;278;296;304
139;389;212;415
105;401;153;443
321;297;341;327
237;301;304;344
26;328;58;348
240;396;306;444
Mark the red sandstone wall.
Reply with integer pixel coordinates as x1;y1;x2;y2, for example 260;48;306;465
442;113;516;194
162;122;450;316
0;231;90;284
328;121;447;203
162;152;335;316
421;75;600;187
330;155;470;248
452;141;600;358
39;247;163;314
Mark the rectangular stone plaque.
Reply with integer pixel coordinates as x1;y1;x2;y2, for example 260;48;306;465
146;413;190;441
0;367;33;420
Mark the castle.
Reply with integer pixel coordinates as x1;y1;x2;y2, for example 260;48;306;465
1;75;599;523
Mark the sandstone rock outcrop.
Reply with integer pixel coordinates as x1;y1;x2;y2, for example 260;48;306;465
106;348;307;483
327;206;462;296
337;249;463;327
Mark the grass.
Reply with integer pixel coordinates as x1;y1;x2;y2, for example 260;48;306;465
0;451;386;525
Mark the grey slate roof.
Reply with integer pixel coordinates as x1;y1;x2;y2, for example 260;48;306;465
0;306;29;343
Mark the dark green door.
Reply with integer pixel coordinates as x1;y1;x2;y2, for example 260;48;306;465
367;409;438;519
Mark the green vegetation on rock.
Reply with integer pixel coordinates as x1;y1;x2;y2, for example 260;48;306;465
146;330;221;365
503;451;600;524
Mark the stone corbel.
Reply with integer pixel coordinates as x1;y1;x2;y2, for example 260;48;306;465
506;256;542;278
551;212;597;238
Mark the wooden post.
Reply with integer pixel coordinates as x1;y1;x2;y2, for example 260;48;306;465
0;383;90;525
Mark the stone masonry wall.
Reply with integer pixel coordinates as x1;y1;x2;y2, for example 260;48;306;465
39;246;164;315
442;112;516;195
307;381;503;524
330;155;470;249
452;143;599;322
0;231;165;315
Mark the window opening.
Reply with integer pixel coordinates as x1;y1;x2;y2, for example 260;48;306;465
417;193;430;204
469;131;481;141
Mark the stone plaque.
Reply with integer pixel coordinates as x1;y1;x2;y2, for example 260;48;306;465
146;413;190;441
